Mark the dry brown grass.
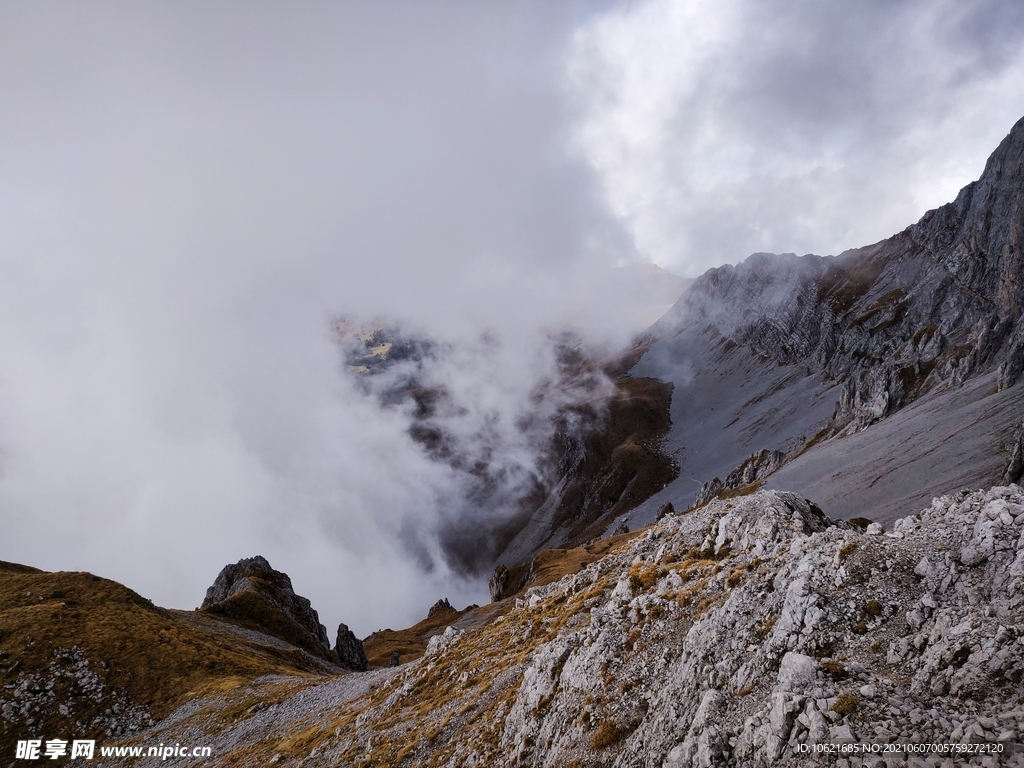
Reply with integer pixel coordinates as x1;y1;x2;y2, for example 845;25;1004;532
726;568;745;588
312;586;589;767
494;530;645;603
754;615;777;640
832;693;860;717
362;604;477;668
820;660;851;681
0;561;327;757
590;720;626;749
863;600;883;617
715;480;763;500
838;541;858;562
627;562;659;592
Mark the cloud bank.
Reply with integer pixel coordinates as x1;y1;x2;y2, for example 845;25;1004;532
568;0;1024;274
2;1;1024;637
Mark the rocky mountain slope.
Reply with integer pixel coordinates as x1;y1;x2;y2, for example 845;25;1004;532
7;107;1024;768
75;482;1024;767
334;319;681;576
585;115;1024;539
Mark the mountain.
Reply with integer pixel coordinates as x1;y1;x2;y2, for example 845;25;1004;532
333;320;683;577
502;114;1024;566
0;559;344;758
6;116;1024;768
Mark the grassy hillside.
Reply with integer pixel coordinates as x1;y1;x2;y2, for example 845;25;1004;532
0;561;337;756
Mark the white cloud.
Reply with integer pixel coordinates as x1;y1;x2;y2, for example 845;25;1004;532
3;0;1024;640
0;2;645;637
568;0;1024;274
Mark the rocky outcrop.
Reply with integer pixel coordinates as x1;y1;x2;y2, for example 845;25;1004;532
267;485;1024;767
655;501;675;520
694;449;786;506
334;623;368;671
427;598;456;619
1005;419;1024;485
489;565;511;602
200;555;332;660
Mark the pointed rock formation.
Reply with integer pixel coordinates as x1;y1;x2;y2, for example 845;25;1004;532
427;598;456;619
200;555;333;660
334;623;368;671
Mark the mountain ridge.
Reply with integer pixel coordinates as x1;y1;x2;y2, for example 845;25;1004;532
571;115;1024;542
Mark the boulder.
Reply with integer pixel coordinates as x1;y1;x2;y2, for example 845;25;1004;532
777;652;818;692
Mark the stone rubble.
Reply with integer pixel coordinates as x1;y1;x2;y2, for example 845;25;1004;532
105;485;1024;767
0;647;151;739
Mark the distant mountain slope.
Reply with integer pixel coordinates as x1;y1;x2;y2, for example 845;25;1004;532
611;115;1024;530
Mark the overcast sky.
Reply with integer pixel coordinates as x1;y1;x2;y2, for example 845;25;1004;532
2;1;1024;637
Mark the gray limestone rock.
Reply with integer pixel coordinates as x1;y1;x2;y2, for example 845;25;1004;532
727;449;786;488
1004;419;1024;485
489;565;510;602
777;652;818;691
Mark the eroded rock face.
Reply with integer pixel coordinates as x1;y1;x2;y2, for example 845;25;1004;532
695;449;786;507
201;555;331;657
489;565;511;602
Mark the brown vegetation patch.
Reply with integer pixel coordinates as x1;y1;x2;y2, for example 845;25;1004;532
628;562;660;592
590;720;627;749
832;693;860;717
838;541;858;562
0;561;331;756
708;481;763;503
820;660;851;681
490;529;643;602
362;604;478;669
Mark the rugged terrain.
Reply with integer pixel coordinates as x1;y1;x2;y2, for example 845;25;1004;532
44;483;1023;767
0;562;320;755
